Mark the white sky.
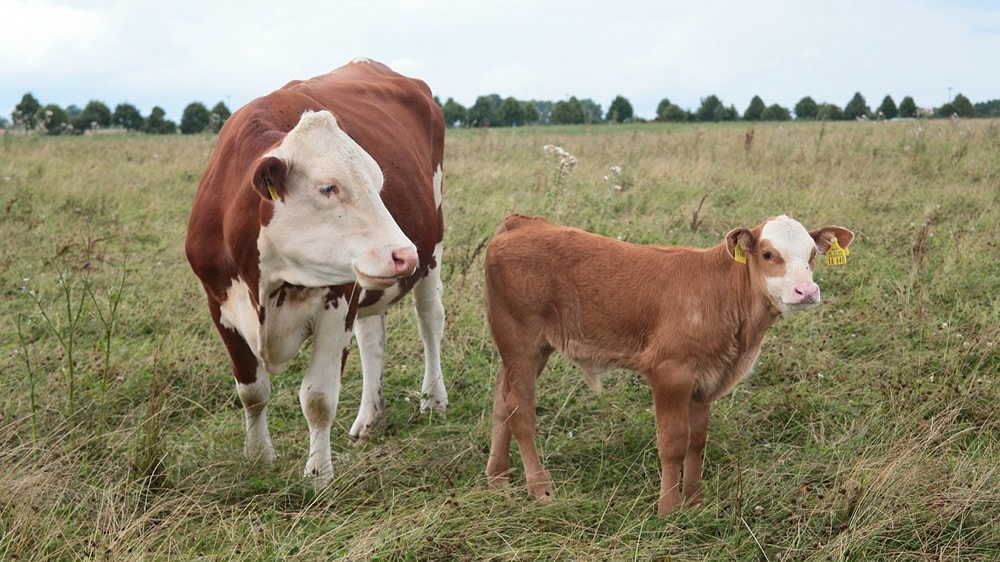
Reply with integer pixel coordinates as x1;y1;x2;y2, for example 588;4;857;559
2;0;999;122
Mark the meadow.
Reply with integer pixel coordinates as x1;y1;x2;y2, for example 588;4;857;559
1;118;998;561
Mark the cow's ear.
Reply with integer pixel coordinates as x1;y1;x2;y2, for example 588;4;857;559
725;227;755;263
252;156;288;202
810;226;855;254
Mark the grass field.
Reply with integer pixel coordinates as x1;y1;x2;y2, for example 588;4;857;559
1;118;998;561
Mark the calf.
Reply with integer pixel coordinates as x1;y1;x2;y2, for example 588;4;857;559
484;213;854;514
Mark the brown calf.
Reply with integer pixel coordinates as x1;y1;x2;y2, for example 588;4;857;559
484;213;854;514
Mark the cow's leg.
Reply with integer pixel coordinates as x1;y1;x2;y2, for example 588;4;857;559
648;362;695;515
211;299;276;463
683;399;712;505
299;307;354;486
349;314;386;440
487;349;552;501
237;368;275;463
413;244;448;413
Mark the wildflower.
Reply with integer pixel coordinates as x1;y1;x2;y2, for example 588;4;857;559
542;144;577;177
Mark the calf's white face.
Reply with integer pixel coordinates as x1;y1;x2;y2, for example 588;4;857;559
255;110;417;291
757;215;822;313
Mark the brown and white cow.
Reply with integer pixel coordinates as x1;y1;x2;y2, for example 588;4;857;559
185;59;447;485
483;213;854;514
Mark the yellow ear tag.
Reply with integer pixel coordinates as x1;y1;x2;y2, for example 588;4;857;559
266;179;280;202
733;244;747;264
826;239;849;266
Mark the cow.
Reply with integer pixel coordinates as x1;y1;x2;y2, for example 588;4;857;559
185;58;448;486
483;213;854;515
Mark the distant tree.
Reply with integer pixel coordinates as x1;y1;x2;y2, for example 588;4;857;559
696;95;721;121
72;100;112;132
113;103;144;130
14;92;41;130
441;97;467;127
0;116;9;128
761;104;791;121
794;96;818;119
497;96;526;127
974;99;1000;117
936;103;955;117
579;98;603;124
467;95;500;127
180;102;211;134
898;96;917;118
210;101;231;133
696;95;736;121
521;101;540;124
550;97;586;125
950;93;975;117
606;95;633;123
532;100;553;124
656;98;688;122
743;95;765;121
877;95;898;119
36;104;69;135
817;103;844;121
144;106;176;134
844;92;870;120
65;105;82;120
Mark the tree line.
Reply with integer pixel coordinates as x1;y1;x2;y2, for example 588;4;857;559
5;93;231;135
441;91;994;127
6;90;1000;135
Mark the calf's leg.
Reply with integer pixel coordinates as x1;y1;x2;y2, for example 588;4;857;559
486;351;553;501
684;399;712;505
648;363;696;515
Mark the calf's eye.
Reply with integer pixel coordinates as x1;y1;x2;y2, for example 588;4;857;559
762;251;773;260
319;184;339;197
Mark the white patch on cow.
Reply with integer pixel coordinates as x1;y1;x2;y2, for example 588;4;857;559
433;164;443;210
760;215;821;313
259;286;324;374
256;110;416;295
220;277;260;353
350;57;372;65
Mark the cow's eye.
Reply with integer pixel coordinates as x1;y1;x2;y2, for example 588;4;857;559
762;251;773;260
319;184;339;196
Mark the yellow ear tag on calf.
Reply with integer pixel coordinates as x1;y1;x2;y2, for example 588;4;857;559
733;245;747;264
266;180;280;202
826;240;849;266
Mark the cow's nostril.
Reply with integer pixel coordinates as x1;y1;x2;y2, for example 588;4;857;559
391;247;419;276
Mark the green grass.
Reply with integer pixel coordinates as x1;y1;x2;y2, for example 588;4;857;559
1;119;998;560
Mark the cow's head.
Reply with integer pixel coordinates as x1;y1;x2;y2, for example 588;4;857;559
726;215;854;313
253;110;418;290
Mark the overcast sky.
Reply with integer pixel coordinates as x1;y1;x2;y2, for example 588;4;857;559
3;0;999;123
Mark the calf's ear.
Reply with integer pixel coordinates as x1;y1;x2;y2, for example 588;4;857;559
725;228;755;261
809;226;855;254
251;156;289;202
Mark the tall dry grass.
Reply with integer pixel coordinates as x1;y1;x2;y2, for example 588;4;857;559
1;119;997;560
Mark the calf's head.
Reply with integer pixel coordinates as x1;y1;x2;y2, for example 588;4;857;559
726;215;854;313
253;110;417;290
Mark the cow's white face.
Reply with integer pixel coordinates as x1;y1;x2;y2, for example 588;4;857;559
256;110;417;291
756;215;822;314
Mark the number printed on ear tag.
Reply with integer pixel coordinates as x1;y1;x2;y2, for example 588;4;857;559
826;240;849;266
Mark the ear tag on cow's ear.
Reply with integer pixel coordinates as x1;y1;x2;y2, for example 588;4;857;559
265;179;280;202
826;240;849;266
733;245;747;264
